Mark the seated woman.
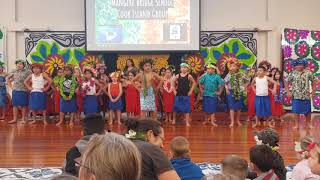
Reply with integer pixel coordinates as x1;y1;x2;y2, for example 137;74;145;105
78;133;141;180
125;118;180;180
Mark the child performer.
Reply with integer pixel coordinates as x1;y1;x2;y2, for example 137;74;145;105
56;65;77;126
96;64;109;117
247;67;256;122
199;64;224;126
123;71;140;117
133;59;162;118
107;71;123;125
285;59;315;129
271;69;285;122
172;63;196;126
52;68;64;115
24;63;52;124
74;67;83;121
0;62;7;120
82;66;102;115
7;59;31;124
251;66;277;128
161;67;175;123
224;60;249;127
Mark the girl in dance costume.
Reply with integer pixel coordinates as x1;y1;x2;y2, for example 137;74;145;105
74;67;83;121
161;67;175;123
271;69;285;122
24;63;52;124
107;71;123;125
81;66;103;115
246;67;256;122
0;62;7;120
123;71;140;117
96;64;109;118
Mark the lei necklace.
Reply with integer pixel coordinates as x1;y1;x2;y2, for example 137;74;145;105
230;72;242;101
59;75;77;100
83;78;95;94
163;78;173;93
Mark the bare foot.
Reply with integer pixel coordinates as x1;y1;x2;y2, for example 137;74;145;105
43;120;48;125
211;122;218;127
8;120;17;124
308;124;314;129
186;123;191;127
237;121;242;126
56;121;63;126
108;121;113;126
229;123;234;128
29;120;36;124
20;121;26;124
171;121;176;125
117;121;122;125
69;121;74;127
202;121;209;125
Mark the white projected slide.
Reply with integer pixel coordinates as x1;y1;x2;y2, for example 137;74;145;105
85;0;200;51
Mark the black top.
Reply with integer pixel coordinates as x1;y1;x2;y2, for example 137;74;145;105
133;140;174;180
177;73;190;96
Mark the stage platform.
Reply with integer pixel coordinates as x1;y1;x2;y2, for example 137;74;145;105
0;112;320;168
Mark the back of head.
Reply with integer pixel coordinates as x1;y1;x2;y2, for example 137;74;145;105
82;114;105;136
255;128;279;147
212;174;241;180
51;174;78;180
170;136;190;158
125;118;162;136
221;155;248;180
250;145;274;173
79;133;141;180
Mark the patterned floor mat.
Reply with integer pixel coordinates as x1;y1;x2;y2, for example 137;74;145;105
0;164;294;180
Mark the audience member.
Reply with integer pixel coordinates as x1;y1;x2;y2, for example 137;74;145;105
79;133;141;180
125;118;180;180
51;174;78;180
170;136;204;180
221;155;248;180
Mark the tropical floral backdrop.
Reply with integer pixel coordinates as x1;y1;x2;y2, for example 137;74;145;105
282;28;320;112
25;32;103;75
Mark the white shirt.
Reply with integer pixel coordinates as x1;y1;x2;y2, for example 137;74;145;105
31;74;45;92
255;76;268;96
82;78;96;95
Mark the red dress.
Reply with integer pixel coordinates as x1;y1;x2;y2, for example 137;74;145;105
162;81;174;113
76;77;83;112
125;84;140;114
271;84;284;116
247;86;255;118
53;89;60;113
190;92;195;112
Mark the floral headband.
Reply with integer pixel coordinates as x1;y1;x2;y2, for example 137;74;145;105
110;71;121;78
83;66;97;77
292;59;308;67
254;135;280;152
295;141;316;158
96;63;106;70
227;58;242;69
31;63;43;69
180;63;190;68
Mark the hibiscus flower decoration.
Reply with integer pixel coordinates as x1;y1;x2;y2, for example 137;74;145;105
313;93;320;110
217;53;241;72
311;31;320;41
311;42;320;61
43;54;66;75
294;41;310;58
284;28;300;44
185;54;204;73
282;45;292;59
80;54;101;69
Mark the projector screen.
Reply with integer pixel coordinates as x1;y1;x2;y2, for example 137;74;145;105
85;0;200;52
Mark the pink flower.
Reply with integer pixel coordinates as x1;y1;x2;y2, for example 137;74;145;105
312;44;320;59
286;29;298;42
297;43;308;56
313;31;320;40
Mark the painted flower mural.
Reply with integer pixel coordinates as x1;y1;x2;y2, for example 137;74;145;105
311;42;320;61
294;41;310;58
44;55;66;75
185;54;204;73
311;31;320;41
30;41;70;64
299;30;309;39
283;45;292;59
80;55;101;68
210;38;255;75
313;93;320;110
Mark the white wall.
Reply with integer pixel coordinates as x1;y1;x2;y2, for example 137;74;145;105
0;0;320;71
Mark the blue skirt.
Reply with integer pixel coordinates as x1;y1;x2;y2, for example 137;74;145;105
29;92;46;111
173;96;190;113
140;87;156;112
292;99;311;115
254;96;271;117
202;96;217;113
12;90;28;107
60;97;77;113
0;93;6;107
108;96;123;110
84;95;98;115
227;92;243;110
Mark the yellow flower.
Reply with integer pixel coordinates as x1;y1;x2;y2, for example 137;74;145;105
186;54;204;73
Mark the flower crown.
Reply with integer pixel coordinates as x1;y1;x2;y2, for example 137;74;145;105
96;63;106;70
83;66;97;77
254;135;280;152
227;57;242;69
110;71;121;78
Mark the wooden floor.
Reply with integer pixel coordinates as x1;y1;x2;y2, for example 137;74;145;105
1;113;320;167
